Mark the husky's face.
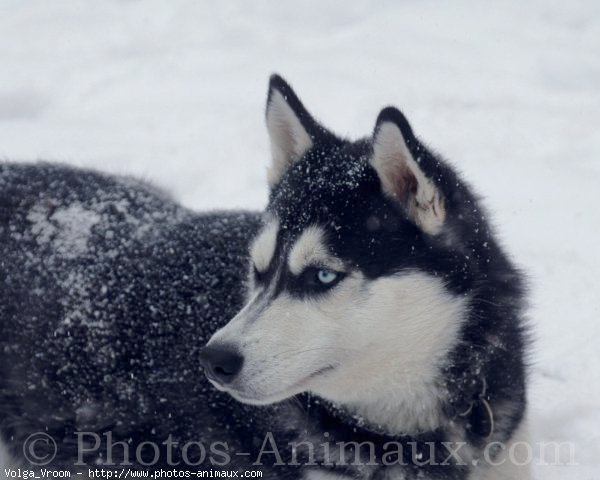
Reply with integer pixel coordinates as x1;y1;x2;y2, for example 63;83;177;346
202;76;471;419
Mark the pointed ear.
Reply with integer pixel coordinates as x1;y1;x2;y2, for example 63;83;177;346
265;74;315;188
369;107;446;235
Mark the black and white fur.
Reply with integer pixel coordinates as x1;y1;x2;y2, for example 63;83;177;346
0;75;529;479
204;75;530;479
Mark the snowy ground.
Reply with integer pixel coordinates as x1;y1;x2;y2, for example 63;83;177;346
1;0;599;477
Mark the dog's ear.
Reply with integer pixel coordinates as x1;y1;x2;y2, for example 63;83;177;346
369;107;446;235
265;74;316;188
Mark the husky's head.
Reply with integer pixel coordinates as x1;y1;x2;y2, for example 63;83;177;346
201;75;483;431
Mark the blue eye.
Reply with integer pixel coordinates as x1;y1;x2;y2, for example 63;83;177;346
317;269;338;284
295;267;346;295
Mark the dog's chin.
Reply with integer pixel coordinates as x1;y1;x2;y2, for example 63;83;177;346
230;388;299;406
207;378;302;405
208;366;336;406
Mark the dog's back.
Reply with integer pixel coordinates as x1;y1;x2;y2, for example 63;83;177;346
0;162;266;468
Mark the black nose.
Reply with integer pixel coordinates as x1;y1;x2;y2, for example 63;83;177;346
199;345;244;384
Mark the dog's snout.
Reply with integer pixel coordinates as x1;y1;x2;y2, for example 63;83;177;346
199;345;244;384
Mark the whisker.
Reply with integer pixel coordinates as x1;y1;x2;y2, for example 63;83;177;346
273;346;357;360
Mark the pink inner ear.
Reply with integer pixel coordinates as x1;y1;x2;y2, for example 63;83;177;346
388;163;418;204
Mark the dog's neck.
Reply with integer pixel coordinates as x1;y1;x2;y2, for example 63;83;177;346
343;385;445;435
310;373;448;436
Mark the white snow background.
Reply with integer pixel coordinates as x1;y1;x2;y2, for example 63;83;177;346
0;0;599;477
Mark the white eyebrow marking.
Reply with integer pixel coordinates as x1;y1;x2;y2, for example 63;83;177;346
250;219;280;273
288;226;344;275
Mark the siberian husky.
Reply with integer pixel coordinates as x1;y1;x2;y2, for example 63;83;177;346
0;75;529;480
201;75;530;479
